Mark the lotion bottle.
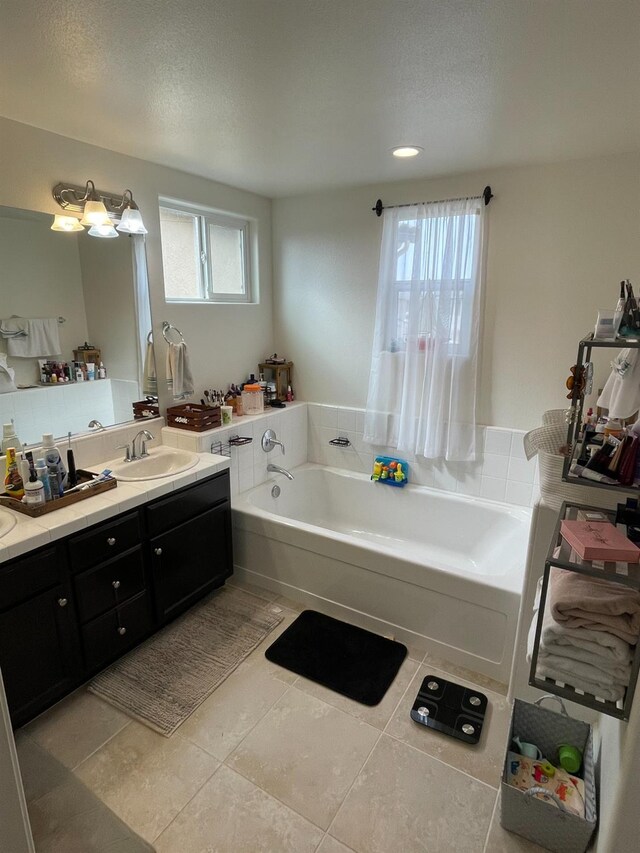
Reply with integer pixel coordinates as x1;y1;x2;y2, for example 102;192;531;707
41;433;68;489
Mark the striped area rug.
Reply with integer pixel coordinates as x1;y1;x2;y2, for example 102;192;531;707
89;585;282;736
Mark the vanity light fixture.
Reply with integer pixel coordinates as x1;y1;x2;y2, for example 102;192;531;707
391;146;423;158
51;180;147;237
50;214;84;232
116;190;148;234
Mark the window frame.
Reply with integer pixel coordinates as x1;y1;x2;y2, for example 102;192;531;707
159;198;253;305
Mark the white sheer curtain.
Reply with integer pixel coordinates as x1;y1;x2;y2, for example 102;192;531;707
363;197;485;461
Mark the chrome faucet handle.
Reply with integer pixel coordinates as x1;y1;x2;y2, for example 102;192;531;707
116;444;132;462
262;428;285;455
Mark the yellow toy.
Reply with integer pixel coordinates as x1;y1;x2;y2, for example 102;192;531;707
372;461;383;480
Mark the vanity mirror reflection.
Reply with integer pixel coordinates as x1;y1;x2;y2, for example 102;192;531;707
0;205;156;445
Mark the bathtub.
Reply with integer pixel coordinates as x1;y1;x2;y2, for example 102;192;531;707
232;463;532;683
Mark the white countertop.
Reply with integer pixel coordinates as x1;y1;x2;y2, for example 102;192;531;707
0;451;230;565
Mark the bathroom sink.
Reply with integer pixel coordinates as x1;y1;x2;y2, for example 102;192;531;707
109;447;199;481
0;508;17;538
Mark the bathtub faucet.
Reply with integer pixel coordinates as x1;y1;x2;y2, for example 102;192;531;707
267;463;294;481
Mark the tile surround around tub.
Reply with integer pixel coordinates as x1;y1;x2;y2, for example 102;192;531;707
306;403;538;507
160;401;535;507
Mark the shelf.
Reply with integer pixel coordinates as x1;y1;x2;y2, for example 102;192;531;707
528;501;640;721
562;332;640;496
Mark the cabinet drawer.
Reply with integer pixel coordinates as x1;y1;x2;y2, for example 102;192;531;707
146;472;229;537
74;547;146;624
81;591;152;673
68;512;141;572
0;547;61;611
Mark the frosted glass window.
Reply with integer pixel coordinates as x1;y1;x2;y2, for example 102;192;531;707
159;200;252;303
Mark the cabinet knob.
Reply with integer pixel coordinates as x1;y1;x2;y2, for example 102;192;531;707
58;597;68;608
112;580;121;590
107;537;116;546
154;547;163;556
118;626;127;636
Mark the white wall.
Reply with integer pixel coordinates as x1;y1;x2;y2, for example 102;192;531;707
272;151;640;431
0;117;274;406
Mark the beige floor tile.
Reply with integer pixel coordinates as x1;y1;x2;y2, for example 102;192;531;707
422;649;509;696
179;652;293;760
331;735;496;853
294;655;419;730
318;835;358;853
25;689;131;769
385;664;510;787
15;733;69;803
154;764;324;853
75;721;219;842
227;687;380;830
483;794;550;852
226;576;279;602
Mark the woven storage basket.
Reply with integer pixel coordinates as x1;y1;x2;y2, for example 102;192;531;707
524;413;616;510
501;696;596;853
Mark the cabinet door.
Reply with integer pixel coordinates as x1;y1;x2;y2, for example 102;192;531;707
151;503;232;624
0;585;78;726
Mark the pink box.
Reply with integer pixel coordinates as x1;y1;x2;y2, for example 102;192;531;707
560;520;640;563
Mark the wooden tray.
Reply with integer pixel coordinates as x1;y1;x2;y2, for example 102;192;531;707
167;403;222;432
0;469;117;517
132;400;160;419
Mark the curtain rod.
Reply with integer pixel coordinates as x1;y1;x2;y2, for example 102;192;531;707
372;185;493;217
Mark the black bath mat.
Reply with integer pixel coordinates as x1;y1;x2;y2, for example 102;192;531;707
265;610;407;706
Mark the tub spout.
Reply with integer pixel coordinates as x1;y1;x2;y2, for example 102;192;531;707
267;463;294;480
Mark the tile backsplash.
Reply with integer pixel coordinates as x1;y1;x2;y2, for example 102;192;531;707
306;403;538;507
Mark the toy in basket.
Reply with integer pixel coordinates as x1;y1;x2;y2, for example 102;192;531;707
371;456;408;486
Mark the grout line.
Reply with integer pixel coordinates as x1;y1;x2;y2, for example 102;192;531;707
326;727;385;838
152;760;224;844
71;718;133;773
481;790;501;853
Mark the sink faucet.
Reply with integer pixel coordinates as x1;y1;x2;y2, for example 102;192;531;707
267;463;294;481
132;429;154;460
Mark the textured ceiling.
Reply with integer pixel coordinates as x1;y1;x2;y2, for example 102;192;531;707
1;0;639;197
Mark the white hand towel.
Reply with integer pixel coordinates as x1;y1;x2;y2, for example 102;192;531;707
597;348;640;420
534;658;626;702
2;318;61;357
0;354;17;394
166;341;194;399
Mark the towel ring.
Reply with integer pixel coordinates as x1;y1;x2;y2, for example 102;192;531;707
162;321;185;344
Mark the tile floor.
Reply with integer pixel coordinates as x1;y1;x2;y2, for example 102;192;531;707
19;578;548;853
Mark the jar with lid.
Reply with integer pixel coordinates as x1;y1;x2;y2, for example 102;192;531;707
241;383;265;415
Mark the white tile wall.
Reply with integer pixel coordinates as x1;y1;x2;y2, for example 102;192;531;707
306;404;537;507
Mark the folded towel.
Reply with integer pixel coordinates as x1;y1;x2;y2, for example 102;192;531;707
166;341;194;399
142;340;157;397
0;354;17;394
1;318;61;357
550;567;640;645
534;657;625;702
537;595;633;666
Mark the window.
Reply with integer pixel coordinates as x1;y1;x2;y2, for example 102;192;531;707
391;211;477;357
159;201;252;303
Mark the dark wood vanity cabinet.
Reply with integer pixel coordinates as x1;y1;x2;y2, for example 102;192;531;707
0;547;80;726
0;470;232;727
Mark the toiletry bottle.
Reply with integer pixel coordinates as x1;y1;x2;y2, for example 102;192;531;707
48;465;61;499
2;422;22;455
41;433;68;489
23;471;45;506
35;457;53;501
86;362;95;381
98;361;106;379
4;448;24;499
286;384;293;402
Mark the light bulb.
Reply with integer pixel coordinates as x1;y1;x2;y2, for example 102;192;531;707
81;199;112;226
392;146;423;158
51;214;84;232
88;223;119;238
116;207;148;234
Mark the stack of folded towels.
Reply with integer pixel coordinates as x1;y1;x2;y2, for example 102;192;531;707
528;568;640;701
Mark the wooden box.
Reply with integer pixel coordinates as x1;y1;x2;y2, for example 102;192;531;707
167;403;222;432
132;400;160;420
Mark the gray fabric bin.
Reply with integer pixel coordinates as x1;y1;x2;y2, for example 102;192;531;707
500;695;597;853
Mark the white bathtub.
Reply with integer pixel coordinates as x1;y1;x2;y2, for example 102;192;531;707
232;464;532;683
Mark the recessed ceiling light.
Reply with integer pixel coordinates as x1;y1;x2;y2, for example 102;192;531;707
392;146;423;158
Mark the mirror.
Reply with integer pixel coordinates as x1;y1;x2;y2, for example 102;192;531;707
0;206;155;445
